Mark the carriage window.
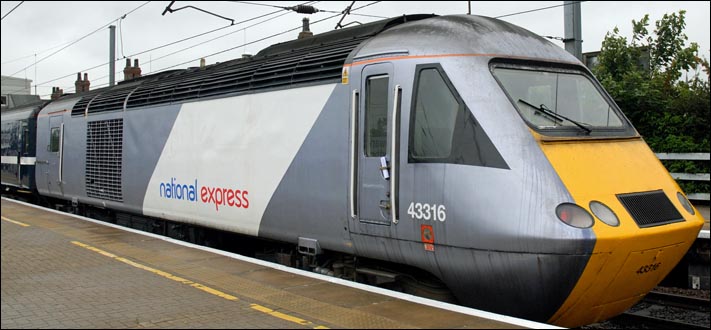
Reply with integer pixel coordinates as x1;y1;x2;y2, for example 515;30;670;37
22;122;30;153
410;69;458;159
50;127;60;152
365;75;389;157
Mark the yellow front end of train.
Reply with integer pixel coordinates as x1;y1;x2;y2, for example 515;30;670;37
538;136;705;327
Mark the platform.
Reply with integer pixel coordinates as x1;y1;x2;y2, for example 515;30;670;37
1;198;556;329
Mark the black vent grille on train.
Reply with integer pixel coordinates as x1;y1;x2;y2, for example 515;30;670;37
617;190;684;228
85;119;123;202
70;15;436;117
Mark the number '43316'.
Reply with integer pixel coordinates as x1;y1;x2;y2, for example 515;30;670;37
407;202;446;222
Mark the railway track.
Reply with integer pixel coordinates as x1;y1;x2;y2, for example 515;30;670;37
612;311;708;329
643;290;710;312
584;289;710;329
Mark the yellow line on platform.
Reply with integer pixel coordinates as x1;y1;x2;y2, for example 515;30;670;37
70;241;328;328
1;216;30;227
71;241;238;300
250;304;329;329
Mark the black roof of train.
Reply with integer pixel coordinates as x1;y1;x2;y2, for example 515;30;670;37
68;14;436;117
255;14;435;58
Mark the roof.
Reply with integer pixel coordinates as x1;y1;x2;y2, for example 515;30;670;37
68;14;436;117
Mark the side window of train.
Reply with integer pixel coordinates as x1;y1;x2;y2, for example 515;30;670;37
22;122;29;153
408;64;508;169
49;127;60;152
365;75;389;157
410;67;459;160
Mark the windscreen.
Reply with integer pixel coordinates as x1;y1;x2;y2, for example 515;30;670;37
493;67;630;136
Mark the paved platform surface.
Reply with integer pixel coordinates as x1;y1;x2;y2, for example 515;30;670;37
1;198;549;329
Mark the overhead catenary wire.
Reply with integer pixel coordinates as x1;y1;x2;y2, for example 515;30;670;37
145;10;294;67
161;1;236;25
495;1;585;19
231;0;386;19
322;9;385;19
2;1;152;81
1;0;24;21
229;1;288;10
133;3;300;59
230;1;319;14
1;53;36;65
2;39;80;65
493;2;586;45
2;2;275;67
335;1;357;29
46;0;382;94
19;2;314;94
119;15;126;59
151;2;379;73
29;1;323;97
85;8;298;87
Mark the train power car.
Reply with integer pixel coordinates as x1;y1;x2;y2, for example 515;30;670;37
2;14;705;327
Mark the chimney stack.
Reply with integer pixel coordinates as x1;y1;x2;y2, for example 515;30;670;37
83;73;90;91
123;58;142;81
298;17;313;39
75;73;82;92
75;72;90;93
51;87;64;100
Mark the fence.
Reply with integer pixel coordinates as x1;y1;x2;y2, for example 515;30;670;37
655;153;710;202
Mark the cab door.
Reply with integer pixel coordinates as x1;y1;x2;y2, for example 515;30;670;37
355;63;401;225
46;115;65;195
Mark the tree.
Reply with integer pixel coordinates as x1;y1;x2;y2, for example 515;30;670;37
593;10;709;192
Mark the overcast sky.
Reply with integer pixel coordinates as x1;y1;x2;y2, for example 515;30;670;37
1;1;709;98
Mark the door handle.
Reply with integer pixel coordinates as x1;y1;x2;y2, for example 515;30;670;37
349;89;359;219
390;84;401;224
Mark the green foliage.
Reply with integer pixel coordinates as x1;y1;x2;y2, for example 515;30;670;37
593;10;709;193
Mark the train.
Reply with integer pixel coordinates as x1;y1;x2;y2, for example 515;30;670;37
1;14;705;327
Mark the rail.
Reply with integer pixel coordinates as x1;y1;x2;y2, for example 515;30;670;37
656;153;710;202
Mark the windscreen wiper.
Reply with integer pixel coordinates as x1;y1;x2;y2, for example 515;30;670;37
518;99;591;134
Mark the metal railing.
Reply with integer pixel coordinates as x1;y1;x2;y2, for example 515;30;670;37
655;153;710;202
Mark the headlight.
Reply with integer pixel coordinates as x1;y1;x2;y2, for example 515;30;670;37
556;203;594;228
589;201;620;227
677;192;695;215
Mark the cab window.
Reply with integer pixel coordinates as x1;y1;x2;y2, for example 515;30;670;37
408;64;508;169
364;75;389;157
410;68;458;159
